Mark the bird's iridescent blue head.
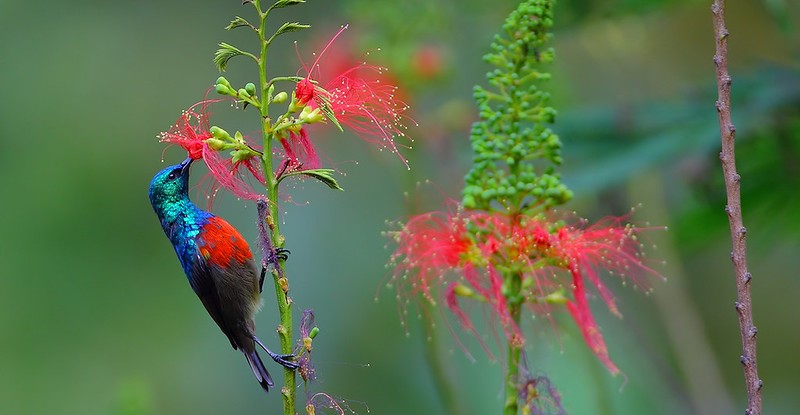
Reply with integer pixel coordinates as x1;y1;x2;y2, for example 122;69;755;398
149;157;193;216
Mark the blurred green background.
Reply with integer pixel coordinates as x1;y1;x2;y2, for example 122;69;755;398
1;0;799;414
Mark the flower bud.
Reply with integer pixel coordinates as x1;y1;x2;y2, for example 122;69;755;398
210;126;231;140
215;76;231;88
272;91;288;104
237;88;250;98
205;138;227;150
462;194;477;209
308;326;319;339
244;82;256;96
299;106;323;123
230;148;255;164
215;83;231;95
453;284;474;297
544;290;567;304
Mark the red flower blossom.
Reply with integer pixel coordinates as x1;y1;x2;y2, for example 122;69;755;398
159;100;216;160
159;100;264;201
295;26;413;168
294;78;318;107
389;207;659;374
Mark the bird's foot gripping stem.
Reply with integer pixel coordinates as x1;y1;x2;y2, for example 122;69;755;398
254;336;299;370
271;247;291;263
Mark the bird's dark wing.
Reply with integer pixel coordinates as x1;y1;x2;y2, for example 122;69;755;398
190;216;261;351
187;256;239;350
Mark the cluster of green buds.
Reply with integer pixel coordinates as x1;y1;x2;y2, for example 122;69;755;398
214;75;331;137
215;76;262;109
206;125;261;163
461;0;572;213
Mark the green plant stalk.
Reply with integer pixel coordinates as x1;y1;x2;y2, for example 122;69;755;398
503;272;523;415
254;1;295;414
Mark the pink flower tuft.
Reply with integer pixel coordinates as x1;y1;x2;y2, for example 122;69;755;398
294;78;318;107
202;149;264;202
296;26;413;167
159;100;264;202
389;210;471;300
159;100;217;160
389;207;659;373
278;128;321;172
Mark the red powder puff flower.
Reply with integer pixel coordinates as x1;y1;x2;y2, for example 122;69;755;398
158;100;216;161
295;25;413;168
388;207;660;374
159;100;264;201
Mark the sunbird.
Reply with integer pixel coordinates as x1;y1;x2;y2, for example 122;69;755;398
148;157;296;393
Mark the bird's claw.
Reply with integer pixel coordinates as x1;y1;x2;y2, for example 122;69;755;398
253;336;299;371
273;248;290;262
268;351;299;370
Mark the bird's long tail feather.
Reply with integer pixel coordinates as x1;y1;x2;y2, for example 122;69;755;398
244;349;273;393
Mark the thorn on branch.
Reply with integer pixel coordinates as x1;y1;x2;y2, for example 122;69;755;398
744;272;752;284
734;301;743;311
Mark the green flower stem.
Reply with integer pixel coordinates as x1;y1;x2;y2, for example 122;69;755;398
503;272;523;415
272;120;307;135
268;76;305;86
253;1;295;414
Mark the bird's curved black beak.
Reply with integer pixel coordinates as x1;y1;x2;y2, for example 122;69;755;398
179;157;193;175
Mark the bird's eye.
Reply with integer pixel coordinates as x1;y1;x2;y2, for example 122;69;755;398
167;170;179;180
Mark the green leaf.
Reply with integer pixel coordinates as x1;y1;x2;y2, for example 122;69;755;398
270;0;305;10
273;22;310;38
299;169;344;191
226;16;255;31
213;42;245;72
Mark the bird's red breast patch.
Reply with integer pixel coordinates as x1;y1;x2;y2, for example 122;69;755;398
198;216;254;267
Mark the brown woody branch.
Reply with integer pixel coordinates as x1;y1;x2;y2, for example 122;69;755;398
711;1;762;414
